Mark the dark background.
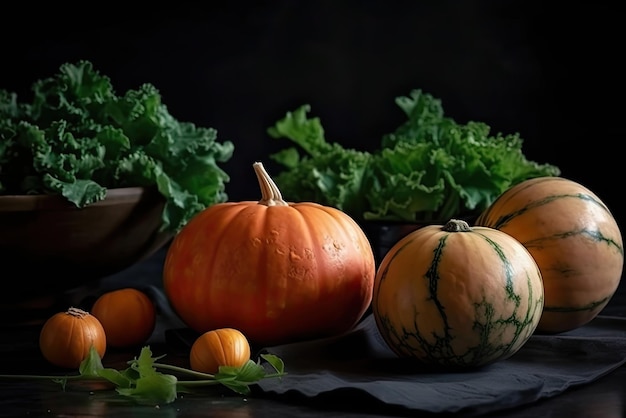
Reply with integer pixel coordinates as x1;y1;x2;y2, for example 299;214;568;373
2;1;624;228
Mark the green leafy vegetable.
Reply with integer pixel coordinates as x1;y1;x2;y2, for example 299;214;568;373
0;61;234;232
0;345;286;406
268;105;373;218
269;89;560;223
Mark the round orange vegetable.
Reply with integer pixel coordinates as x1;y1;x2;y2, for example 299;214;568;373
39;307;107;369
163;161;376;346
373;219;544;369
475;176;624;333
90;288;157;348
190;328;251;374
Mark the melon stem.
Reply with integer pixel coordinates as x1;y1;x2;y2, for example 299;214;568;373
443;219;471;232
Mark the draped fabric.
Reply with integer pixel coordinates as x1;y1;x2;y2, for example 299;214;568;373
255;314;626;417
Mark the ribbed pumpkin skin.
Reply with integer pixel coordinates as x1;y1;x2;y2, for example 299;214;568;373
163;163;375;347
39;307;107;369
190;328;251;374
372;220;544;369
475;177;624;333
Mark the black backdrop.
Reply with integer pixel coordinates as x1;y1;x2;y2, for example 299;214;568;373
2;1;624;229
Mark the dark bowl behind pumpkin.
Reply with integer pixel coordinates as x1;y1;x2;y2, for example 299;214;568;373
0;187;173;308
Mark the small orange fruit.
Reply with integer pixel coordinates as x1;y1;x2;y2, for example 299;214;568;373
91;288;156;348
39;307;107;369
190;328;251;374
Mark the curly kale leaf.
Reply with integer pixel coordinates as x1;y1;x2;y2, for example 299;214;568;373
370;90;561;221
268;89;560;223
268;105;372;217
0;60;234;232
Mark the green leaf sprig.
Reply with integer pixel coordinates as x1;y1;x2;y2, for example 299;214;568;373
0;346;286;406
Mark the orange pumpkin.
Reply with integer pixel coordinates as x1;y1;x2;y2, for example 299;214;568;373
39;307;107;369
190;328;251;374
476;177;624;333
163;161;376;346
90;288;157;348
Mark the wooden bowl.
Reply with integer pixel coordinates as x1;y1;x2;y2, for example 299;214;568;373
0;187;173;306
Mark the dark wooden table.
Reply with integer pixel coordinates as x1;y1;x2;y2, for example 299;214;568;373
1;249;624;418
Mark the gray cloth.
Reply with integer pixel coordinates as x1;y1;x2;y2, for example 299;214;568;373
256;315;626;416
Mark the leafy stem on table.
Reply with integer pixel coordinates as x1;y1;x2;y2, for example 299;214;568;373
0;346;286;406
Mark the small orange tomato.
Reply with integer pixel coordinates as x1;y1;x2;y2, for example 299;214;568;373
39;307;107;369
90;288;156;348
190;328;251;374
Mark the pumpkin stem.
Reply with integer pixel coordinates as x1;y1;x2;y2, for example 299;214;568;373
253;162;289;207
66;307;90;318
443;219;472;232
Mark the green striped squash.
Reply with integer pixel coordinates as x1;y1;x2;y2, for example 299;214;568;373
476;177;624;333
372;219;544;369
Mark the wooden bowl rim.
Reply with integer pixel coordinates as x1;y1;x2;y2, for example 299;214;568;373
0;187;157;212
